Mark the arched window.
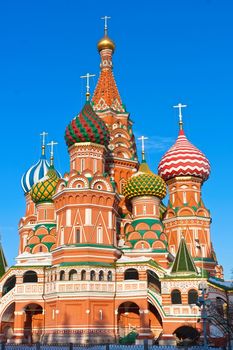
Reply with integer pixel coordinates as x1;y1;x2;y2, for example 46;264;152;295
147;270;161;293
90;270;96;281
23;271;38;283
124;268;139;280
60;270;65;281
171;289;182;304
2;275;16;296
188;289;198;304
107;271;112;281
69;269;77;281
81;270;86;281
99;270;104;281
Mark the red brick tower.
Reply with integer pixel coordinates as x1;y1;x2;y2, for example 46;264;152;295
158;104;221;277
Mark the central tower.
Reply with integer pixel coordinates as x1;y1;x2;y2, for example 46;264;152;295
92;20;138;194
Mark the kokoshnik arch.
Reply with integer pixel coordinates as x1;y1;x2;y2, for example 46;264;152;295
0;18;232;345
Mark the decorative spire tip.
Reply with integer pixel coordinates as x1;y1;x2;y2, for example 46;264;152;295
40;131;48;156
173;103;187;130
47;141;58;166
138;136;148;162
80;73;96;101
101;15;111;36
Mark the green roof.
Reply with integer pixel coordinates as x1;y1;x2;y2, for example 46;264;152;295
171;237;198;275
0;243;7;277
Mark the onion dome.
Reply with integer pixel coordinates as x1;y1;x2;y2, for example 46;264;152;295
31;166;59;204
21;154;50;194
158;129;211;182
65;101;110;148
123;160;167;200
97;34;115;52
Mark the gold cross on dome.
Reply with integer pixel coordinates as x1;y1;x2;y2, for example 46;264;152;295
138;135;149;161
101;16;111;35
173;103;187;129
40;131;48;156
80;73;96;101
47;140;58;166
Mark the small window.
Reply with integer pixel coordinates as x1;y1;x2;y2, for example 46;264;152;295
107;271;112;281
81;270;86;281
99;270;104;281
188;289;198;304
90;270;96;281
75;228;81;243
171;289;182;304
124;268;139;280
69;269;77;281
60;271;65;281
23;271;38;283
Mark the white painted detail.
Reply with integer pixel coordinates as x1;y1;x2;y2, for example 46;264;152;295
66;209;71;226
108;211;112;229
97;226;103;244
85;208;92;225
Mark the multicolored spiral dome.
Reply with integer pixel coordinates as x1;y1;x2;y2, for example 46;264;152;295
158;129;211;182
123;161;167;200
31;166;59;204
65;101;110;147
21;154;50;193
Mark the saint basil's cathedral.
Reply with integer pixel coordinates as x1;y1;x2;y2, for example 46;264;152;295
0;20;231;345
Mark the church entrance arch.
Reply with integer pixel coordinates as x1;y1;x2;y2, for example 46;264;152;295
173;325;200;345
23;303;43;343
118;302;140;338
1;302;15;342
148;303;163;340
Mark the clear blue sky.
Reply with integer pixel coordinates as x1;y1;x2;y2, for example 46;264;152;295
0;0;232;279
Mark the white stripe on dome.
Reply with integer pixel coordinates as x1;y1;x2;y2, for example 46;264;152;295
159;158;210;167
21;158;51;193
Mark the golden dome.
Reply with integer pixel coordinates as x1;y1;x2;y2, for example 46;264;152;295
97;35;115;52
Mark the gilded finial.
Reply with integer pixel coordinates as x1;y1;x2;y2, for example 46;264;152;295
80;73;96;101
173;103;187;130
47;141;58;166
40;131;48;156
138;136;148;162
98;16;115;52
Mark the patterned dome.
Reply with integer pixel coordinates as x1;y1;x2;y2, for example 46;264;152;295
123;161;167;200
31;167;59;204
21;154;50;193
158;129;211;182
65;101;110;147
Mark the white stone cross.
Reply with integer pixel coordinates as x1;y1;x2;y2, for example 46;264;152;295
40;131;48;155
47;141;58;166
101;16;111;35
173;103;187;127
80;73;96;100
138;136;148;161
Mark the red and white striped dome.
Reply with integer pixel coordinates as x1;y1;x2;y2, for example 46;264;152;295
158;129;210;182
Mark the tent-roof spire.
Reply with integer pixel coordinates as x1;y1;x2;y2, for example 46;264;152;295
171;236;198;275
0;237;8;277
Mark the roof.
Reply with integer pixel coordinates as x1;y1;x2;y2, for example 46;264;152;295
171;237;198;275
92;41;125;112
0;242;8;277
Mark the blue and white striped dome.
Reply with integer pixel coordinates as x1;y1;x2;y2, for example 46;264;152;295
21;155;51;193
